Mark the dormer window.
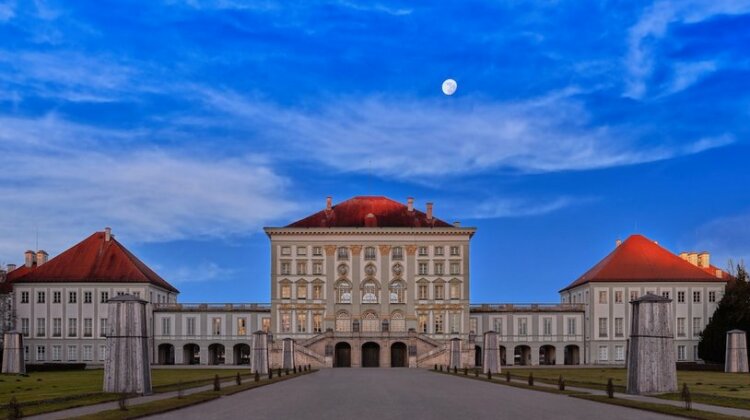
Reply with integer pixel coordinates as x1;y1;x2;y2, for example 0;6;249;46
392;247;403;260
364;247;376;260
337;247;349;259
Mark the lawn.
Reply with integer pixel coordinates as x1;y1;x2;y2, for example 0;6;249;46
508;368;750;410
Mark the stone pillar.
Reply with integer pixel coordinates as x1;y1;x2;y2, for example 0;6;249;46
626;294;677;395
483;331;501;374
1;331;25;374
251;330;269;374
282;338;296;370
449;338;462;369
725;330;749;373
103;295;152;395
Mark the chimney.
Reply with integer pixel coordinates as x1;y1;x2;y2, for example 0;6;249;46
688;252;698;266
453;221;461;227
426;202;433;220
407;197;414;212
7;263;16;272
679;252;688;261
105;227;112;242
697;252;710;268
715;269;723;278
36;250;48;266
326;196;332;211
615;239;622;247
24;250;36;268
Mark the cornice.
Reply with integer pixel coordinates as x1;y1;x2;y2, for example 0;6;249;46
264;227;476;237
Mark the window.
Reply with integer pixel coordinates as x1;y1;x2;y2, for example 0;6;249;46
362;282;378;303
614;291;623;303
392;247;403;260
37;291;45;303
518;318;528;336
297;313;307;333
677;318;686;337
84;291;92;303
418;283;428;300
434;313;443;333
450;282;460;299
567;318;577;335
470;318;478;334
296;262;307;275
281;246;291;256
313;313;322;333
598;346;608;361
297;246;307;256
435;246;444;256
418;262;428;275
694;345;699;361
161;318;171;336
450;263;460;275
52;345;61;361
100;318;108;337
186;317;196;336
615;346;624;361
67;345;77;361
69;291;77;304
615;318;624;337
337;282;352;303
280;313;290;333
68;318;77;337
677;291;685;303
84;318;93;337
493;318;503;334
313;263;323;275
629;291;639;301
21;291;29;303
101;291;109;303
313;283;323;300
598;318;608;337
337;247;348;259
312;246;322;256
335;312;350;332
661;291;670;299
709;291;717;303
450;246;460;256
434;262;444;275
389;282;405;303
391;312;406;332
297;283;307;299
418;246;428;256
693;317;702;336
99;345;106;361
693;291;701;303
281;262;291;275
212;317;222;335
281;284;291;299
598;291;607;304
82;345;93;361
419;314;428;333
434;284;444;300
364;246;376;260
677;345;686;361
362;312;379;332
262;317;271;333
36;318;46;337
451;313;460;334
53;291;61;303
53;318;62;337
543;318;552;336
37;345;46;361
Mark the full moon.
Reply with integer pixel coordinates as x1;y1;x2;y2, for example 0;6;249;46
442;78;457;95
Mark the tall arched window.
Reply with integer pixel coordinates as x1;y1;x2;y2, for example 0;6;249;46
362;312;380;332
389;281;405;303
391;312;406;332
336;281;352;304
335;312;351;332
362;281;378;303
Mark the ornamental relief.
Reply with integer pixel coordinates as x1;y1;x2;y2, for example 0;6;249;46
405;245;418;255
378;245;391;255
324;245;337;256
350;245;363;256
392;263;403;277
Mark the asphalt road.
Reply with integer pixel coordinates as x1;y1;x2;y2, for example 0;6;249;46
150;369;675;420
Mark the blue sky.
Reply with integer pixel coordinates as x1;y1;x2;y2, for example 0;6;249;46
1;0;749;303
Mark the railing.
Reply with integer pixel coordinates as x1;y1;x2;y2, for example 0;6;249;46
153;303;271;311
470;303;585;312
471;334;585;343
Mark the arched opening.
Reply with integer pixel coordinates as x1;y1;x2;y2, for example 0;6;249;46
564;345;581;365
390;311;405;332
361;312;380;333
361;342;380;367
233;343;250;365
539;345;556;365
500;346;507;366
474;345;482;367
390;342;407;367
336;311;351;332
208;343;225;365
514;345;531;366
183;343;200;365
334;342;351;368
157;343;175;365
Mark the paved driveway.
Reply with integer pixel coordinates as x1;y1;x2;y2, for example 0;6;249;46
150;369;675;420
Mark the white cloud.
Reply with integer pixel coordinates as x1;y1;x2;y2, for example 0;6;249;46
624;0;750;99
457;196;579;219
193;88;733;178
0;114;298;263
161;261;236;283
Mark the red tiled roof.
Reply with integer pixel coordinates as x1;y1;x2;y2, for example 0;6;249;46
286;196;454;228
560;234;729;292
1;265;31;293
10;231;179;293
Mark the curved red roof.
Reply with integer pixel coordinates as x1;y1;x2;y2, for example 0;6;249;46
10;231;178;293
286;196;454;228
560;234;729;292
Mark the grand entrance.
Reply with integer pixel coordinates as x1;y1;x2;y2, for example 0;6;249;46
390;342;407;367
334;342;351;367
362;342;380;367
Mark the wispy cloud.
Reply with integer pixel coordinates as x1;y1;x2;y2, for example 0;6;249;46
0;114;298;262
689;211;750;269
162;261;237;283
456;196;581;220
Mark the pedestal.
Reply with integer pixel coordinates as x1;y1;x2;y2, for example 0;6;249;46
725;330;749;373
626;294;677;395
483;331;501;374
103;295;152;395
1;331;25;374
251;330;269;374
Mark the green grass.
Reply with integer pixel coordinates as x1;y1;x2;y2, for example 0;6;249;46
574;394;746;420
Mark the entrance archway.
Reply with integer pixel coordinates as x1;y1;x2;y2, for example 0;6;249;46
362;342;380;367
183;343;200;365
334;342;351;367
539;345;556;365
514;345;531;366
233;343;250;365
390;342;407;367
474;345;482;367
208;343;225;365
564;345;580;365
157;343;175;365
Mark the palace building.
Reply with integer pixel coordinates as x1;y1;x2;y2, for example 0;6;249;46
0;196;731;368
